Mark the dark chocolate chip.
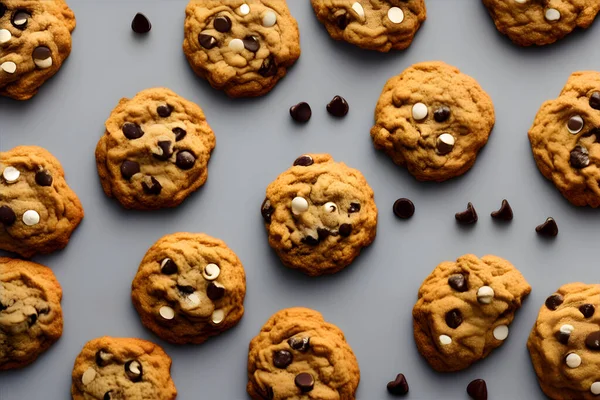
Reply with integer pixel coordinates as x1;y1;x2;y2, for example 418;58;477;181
157;104;173;118
177;285;195;295
265;386;274;399
436;134;455;155
455;202;478;224
35;170;53;186
590;92;600;110
243;35;260;52
393;198;415;219
153;141;173;161
273;350;293;369
448;274;468;292
103;391;112;400
103;391;123;400
0;4;5;18
120;161;140;180
124;360;143;382
142;177;162;195
207;282;225;300
301;235;320;246
131;13;151;34
433;106;451;122
326;95;349;117
545;294;564;310
199;33;218;49
317;228;331;241
580;304;595;318
12;11;29;29
288;337;310;352
122;122;144;139
214;15;231;32
445;309;463;329
336;13;349;29
293;155;314;167
567;116;584;133
38;306;50;315
259;55;277;77
27;313;37;326
467;379;487;400
556;330;570;345
349;203;361;213
32;46;51;61
295;373;314;392
536;217;558;237
0;205;16;226
583;127;600;143
160;259;178;275
570;145;589;169
172;127;187;141
290;102;312;123
491;199;513;221
261;198;274;223
176;151;196;170
0;301;5;311
339;223;352;237
95;349;113;367
586;331;600;350
387;373;409;396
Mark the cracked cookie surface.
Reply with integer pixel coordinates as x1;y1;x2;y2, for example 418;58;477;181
262;154;377;276
0;146;84;258
528;283;600;400
95;87;216;210
371;61;495;182
131;232;246;344
529;71;600;207
0;257;63;371
412;254;531;372
0;0;75;100
71;336;177;400
482;0;600;47
310;0;426;52
247;307;360;400
183;0;300;97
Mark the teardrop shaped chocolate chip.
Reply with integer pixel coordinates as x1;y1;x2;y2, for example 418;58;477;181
35;170;53;186
122;122;144;139
214;15;231;32
570;145;589;169
448;274;468;292
545;294;563;310
142;177;162;195
199;33;218;49
445;309;463;329
261;198;274;223
172;127;187;141
120;161;140;180
243;35;260;52
273;350;293;369
293;155;314;167
124;360;143;382
259;55;277;77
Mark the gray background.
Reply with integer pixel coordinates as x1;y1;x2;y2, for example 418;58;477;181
1;0;600;398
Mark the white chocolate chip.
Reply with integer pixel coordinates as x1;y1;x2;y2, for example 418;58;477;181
82;368;97;385
591;382;600;395
263;11;277;27
0;29;11;44
565;353;581;368
238;4;250;15
2;166;20;183
412;103;428;121
34;57;53;69
291;196;309;215
203;263;220;281
351;2;365;20
229;38;245;53
323;202;338;213
22;210;40;226
187;293;200;307
439;335;452;345
514;0;527;3
13;14;28;26
560;324;575;334
159;306;175;320
493;325;509;341
545;8;561;21
477;286;495;304
436;133;455;155
1;61;16;74
387;7;404;24
212;309;225;324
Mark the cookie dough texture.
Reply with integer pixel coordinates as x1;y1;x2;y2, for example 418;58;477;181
95;88;216;210
482;0;600;46
371;62;495;182
0;146;84;258
262;154;377;276
71;337;177;400
183;0;301;97
412;254;531;372
247;307;360;400
528;283;600;400
0;257;63;371
132;232;246;344
0;0;75;100
310;0;426;52
529;71;600;207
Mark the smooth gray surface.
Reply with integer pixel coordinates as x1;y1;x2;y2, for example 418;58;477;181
1;0;600;399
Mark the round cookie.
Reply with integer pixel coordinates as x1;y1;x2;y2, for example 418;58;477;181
71;336;177;400
247;307;360;400
412;254;531;372
528;283;600;400
0;257;63;371
0;145;84;258
371;61;495;182
262;154;377;276
131;232;246;344
529;71;600;207
183;0;301;97
482;0;600;47
310;0;426;52
0;0;75;100
95;88;216;210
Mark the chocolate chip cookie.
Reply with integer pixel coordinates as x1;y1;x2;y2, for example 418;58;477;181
262;154;378;276
412;254;531;372
131;232;246;344
0;0;75;100
247;307;360;399
371;62;495;182
0;257;63;371
528;283;600;400
0;146;84;258
482;0;600;47
529;71;600;207
183;0;301;97
71;337;177;400
95;88;216;210
310;0;426;52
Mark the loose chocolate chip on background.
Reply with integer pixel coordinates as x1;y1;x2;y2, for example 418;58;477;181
545;294;564;310
536;217;558;237
570;145;590;169
491;199;513;221
176;151;196;170
142;177;162;195
326;95;349;117
448;274;468;292
273;350;293;369
590;92;600;110
295;373;314;392
35;170;53;186
207;282;225;300
172;127;187;141
293;155;314;167
467;379;487;400
387;373;409;396
455;202;477;224
122;122;144;139
0;205;16;226
288;337;310;352
586;331;600;350
393;198;415;219
124;360;143;382
120;161;140;180
339;223;352;237
131;13;151;34
259;55;277;77
433;106;451;122
261;198;274;222
445;309;463;329
580;304;595;318
199;34;218;49
214;15;231;32
290;102;312;123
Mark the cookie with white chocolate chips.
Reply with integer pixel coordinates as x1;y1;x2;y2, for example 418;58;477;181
482;0;600;47
528;283;600;400
247;307;360;400
0;0;75;100
412;254;531;372
95;88;216;210
371;61;495;182
183;0;300;97
262;154;377;276
529;71;600;207
0;146;84;258
131;232;246;344
310;0;426;52
71;337;177;400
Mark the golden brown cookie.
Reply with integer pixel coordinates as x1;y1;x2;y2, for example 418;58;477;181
0;257;63;371
262;154;377;276
183;0;301;97
412;254;531;372
310;0;426;52
71;337;177;400
529;71;600;207
131;232;246;344
247;308;360;400
95;88;216;210
528;283;600;400
371;61;495;182
0;0;75;100
482;0;600;47
0;146;84;258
